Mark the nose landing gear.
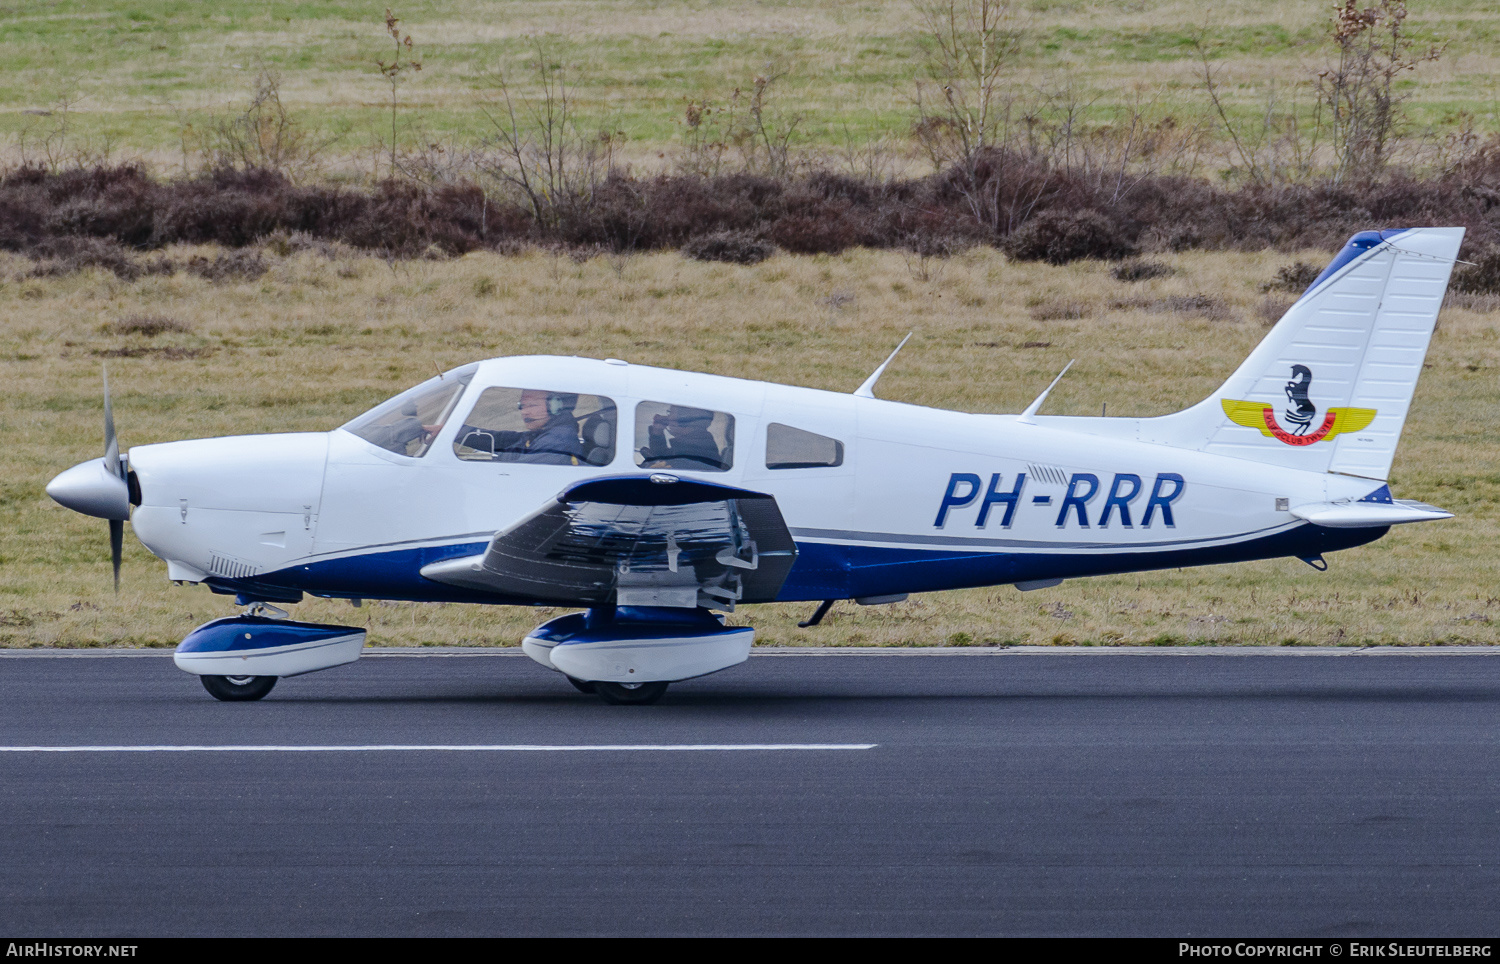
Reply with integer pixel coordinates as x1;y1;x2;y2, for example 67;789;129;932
175;606;367;702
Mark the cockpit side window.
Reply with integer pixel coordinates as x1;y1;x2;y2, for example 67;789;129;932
765;423;844;469
343;367;476;458
634;401;734;472
454;388;617;467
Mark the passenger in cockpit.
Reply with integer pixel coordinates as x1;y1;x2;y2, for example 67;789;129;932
640;405;724;470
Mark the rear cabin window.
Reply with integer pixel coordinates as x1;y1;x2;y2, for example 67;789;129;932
765;423;844;469
454;388;617;466
633;401;734;472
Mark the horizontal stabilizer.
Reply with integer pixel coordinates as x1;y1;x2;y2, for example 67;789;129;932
1290;499;1452;528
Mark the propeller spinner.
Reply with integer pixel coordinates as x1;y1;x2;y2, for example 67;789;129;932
45;367;131;591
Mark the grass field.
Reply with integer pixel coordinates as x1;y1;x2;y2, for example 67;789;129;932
3;1;1496;649
4;242;1497;648
3;1;1498;172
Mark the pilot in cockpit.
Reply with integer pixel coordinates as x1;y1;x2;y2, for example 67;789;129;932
461;389;586;465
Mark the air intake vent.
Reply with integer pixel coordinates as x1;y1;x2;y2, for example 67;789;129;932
1026;464;1069;485
208;553;258;580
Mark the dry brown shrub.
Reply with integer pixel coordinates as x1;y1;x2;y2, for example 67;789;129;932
23;237;173;281
1112;293;1232;320
1111;259;1175;282
1003;210;1136;265
185;250;269;282
682;231;775;264
263;229;342;260
1443;291;1500;313
1450;246;1500;294
1263;261;1321;293
195;70;342;183
102;315;190;337
1256;295;1296;326
90;345;217;360
1029;299;1090;320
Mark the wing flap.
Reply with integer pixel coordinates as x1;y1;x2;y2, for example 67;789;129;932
419;475;797;607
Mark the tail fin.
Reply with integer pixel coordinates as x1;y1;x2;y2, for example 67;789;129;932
1145;227;1463;480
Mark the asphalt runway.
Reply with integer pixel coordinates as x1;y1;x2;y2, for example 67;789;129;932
2;648;1499;937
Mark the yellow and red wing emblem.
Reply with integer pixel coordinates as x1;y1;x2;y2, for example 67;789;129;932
1221;400;1376;446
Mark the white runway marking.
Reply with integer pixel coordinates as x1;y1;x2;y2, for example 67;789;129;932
0;743;877;753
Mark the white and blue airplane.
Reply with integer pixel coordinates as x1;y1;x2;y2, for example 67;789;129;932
47;228;1463;703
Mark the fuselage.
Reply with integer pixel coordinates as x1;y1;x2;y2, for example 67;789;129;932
125;354;1388;606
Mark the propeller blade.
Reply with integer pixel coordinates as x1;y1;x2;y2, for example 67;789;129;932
109;519;123;593
102;365;120;477
105;366;125;593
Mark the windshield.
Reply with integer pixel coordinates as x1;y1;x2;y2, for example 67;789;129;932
342;364;478;457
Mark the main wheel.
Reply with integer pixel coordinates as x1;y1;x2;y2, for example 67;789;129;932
565;676;597;694
200;674;277;702
594;680;669;705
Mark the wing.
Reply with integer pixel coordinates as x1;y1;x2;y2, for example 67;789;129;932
418;474;797;609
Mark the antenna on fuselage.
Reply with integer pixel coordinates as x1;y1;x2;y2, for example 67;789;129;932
853;332;913;399
1016;359;1074;424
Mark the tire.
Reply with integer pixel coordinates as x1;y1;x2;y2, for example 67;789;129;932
200;674;277;702
566;676;597;694
594;680;669;705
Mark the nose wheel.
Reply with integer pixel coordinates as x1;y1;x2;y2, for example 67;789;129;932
200;675;277;702
592;680;669;705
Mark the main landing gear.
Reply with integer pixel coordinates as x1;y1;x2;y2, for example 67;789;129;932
200;674;278;702
594;680;671;706
566;675;669;705
524;606;755;705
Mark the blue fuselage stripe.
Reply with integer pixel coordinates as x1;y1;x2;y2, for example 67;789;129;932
211;525;1387;605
